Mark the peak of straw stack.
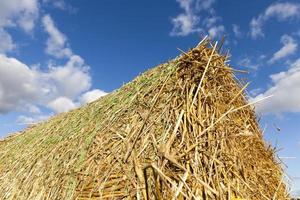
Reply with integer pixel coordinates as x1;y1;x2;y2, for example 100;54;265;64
0;38;288;199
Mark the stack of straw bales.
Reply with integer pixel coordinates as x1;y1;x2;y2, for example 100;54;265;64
0;38;288;199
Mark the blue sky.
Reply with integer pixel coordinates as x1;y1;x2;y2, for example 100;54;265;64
0;0;299;196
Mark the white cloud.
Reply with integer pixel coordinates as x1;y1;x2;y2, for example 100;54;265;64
0;54;40;113
203;16;219;28
0;0;39;32
0;0;38;54
238;57;259;70
0;53;104;116
249;88;262;97
232;24;242;38
208;25;224;38
269;35;297;63
46;55;91;99
195;0;215;11
25;104;41;114
0;2;107;131
0;53;96;114
171;13;199;36
43;0;66;10
47;96;77;113
249;17;264;39
17;114;50;125
47;88;108;114
42;0;75;12
252;58;300;114
80;89;107;104
52;1;67;10
0;28;15;53
250;2;300;39
41;14;91;100
265;2;300;20
170;0;200;36
42;15;72;58
0;8;106;120
170;0;224;38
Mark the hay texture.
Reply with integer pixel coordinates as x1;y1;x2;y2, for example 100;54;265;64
0;38;288;199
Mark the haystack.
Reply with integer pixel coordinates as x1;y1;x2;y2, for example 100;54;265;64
0;38;288;199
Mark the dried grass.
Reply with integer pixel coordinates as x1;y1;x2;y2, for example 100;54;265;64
0;38;289;199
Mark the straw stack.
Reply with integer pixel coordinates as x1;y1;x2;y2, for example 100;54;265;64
0;38;288;199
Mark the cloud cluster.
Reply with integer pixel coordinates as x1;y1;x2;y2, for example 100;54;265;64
252;58;300;114
0;0;39;32
0;0;39;53
170;0;201;36
41;15;107;114
170;0;225;38
0;53;106;115
0;29;15;54
269;34;297;63
250;2;300;39
246;2;300;116
42;15;73;58
0;5;107;124
0;54;40;113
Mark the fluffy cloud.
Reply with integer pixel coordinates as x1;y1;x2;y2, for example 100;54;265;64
170;0;200;36
0;0;39;32
265;2;300;19
250;2;300;39
0;54;40;113
47;89;108;114
41;14;90;99
0;0;38;54
252;58;300;114
269;35;297;63
48;97;77;113
0;13;107;118
45;55;91;99
171;13;199;36
0;28;15;53
0;58;100;116
42;15;72;58
0;54;92;114
80;89;107;104
170;0;224;38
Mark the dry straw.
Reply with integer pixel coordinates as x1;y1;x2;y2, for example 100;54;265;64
0;38;289;199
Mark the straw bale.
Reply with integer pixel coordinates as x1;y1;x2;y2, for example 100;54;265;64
0;38;288;199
